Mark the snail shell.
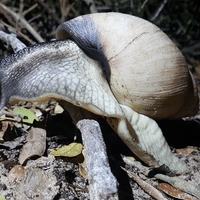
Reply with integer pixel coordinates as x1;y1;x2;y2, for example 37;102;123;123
56;12;198;120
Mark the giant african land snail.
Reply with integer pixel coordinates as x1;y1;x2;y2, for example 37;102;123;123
0;12;198;174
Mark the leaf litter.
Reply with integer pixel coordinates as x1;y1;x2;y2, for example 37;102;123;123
0;101;200;199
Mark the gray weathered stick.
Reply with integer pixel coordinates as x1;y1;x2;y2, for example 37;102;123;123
0;31;26;52
122;156;151;176
77;119;118;200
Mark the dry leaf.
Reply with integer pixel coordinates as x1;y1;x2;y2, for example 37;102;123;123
79;163;88;179
0;121;8;141
16;167;59;200
50;142;83;157
0;121;18;142
157;183;196;200
8;165;25;184
33;108;43;119
79;150;88;179
0;114;20;122
19;125;46;165
176;147;197;155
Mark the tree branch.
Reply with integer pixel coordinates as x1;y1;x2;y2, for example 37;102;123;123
0;30;26;53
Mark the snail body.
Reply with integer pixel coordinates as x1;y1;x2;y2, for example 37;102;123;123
0;13;198;174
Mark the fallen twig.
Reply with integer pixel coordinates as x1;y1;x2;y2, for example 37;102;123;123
150;0;168;21
141;0;149;10
122;156;151;176
0;30;26;53
60;0;78;23
121;167;167;200
77;120;118;200
155;173;200;199
0;20;35;44
23;3;38;17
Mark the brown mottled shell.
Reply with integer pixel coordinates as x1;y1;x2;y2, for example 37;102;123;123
56;12;198;120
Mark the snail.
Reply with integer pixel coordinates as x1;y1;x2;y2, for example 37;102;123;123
0;12;198;174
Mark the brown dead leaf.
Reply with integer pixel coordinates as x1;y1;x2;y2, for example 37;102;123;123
16;167;59;199
157;183;197;200
18;125;46;165
79;150;88;179
0;121;8;133
8;165;25;184
176;147;197;155
79;163;88;179
0;121;18;142
0;121;8;142
32;107;43;119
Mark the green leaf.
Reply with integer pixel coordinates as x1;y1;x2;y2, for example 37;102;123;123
0;197;6;200
13;107;39;124
50;143;83;157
